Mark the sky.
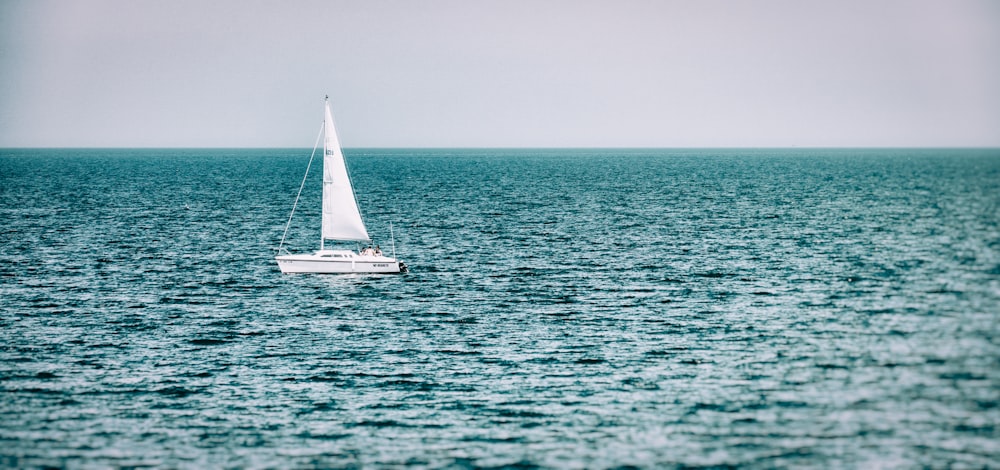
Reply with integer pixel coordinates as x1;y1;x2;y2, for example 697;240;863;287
1;0;999;148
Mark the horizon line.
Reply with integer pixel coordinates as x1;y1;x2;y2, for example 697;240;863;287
3;145;1000;151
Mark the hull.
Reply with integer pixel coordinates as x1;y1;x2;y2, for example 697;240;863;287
276;250;402;274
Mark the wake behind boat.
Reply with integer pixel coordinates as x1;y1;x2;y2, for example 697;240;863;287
275;96;406;274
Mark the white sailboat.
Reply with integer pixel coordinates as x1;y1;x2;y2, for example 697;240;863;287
275;97;406;274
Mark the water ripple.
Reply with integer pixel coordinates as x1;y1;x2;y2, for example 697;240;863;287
1;148;998;467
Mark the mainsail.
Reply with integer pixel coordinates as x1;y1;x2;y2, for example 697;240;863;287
321;100;370;241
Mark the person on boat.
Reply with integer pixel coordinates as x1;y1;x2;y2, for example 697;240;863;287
361;246;374;256
375;245;382;256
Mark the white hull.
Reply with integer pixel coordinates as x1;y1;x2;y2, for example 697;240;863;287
276;250;402;274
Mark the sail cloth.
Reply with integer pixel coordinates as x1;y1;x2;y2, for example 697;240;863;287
321;101;370;242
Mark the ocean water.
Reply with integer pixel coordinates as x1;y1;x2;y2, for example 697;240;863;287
1;148;998;468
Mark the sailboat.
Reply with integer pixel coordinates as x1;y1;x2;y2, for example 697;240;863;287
275;96;406;274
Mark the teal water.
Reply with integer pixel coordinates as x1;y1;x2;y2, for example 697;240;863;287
1;148;998;468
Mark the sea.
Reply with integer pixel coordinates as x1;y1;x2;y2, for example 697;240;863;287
1;148;998;468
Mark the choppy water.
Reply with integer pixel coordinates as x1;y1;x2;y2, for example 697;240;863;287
1;148;999;468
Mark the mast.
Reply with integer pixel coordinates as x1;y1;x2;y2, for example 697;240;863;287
320;95;328;251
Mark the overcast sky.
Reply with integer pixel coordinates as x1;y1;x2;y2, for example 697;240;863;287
1;0;998;147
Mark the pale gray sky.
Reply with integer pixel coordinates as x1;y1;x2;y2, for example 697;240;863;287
1;0;998;147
